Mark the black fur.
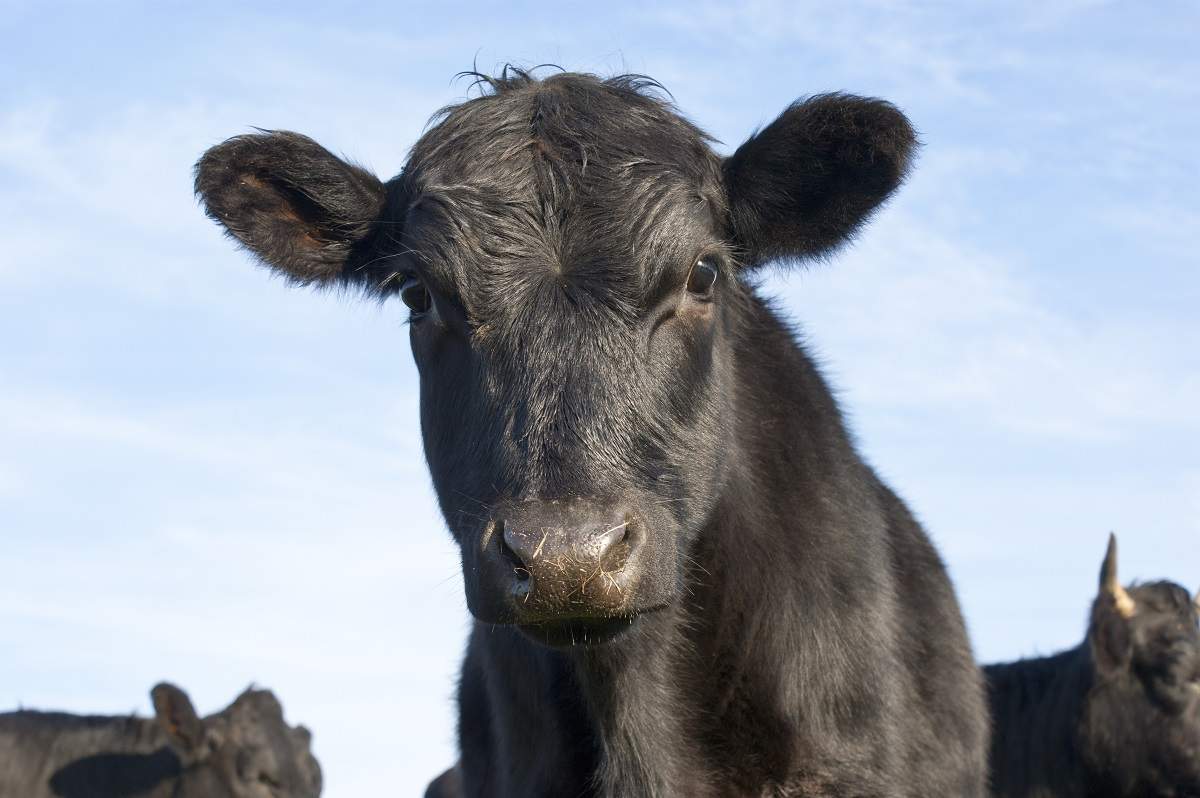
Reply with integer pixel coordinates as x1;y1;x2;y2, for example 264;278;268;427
724;92;917;266
196;69;987;797
195;131;386;285
985;538;1200;797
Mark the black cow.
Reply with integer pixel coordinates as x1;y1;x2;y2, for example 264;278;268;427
0;683;322;798
195;68;989;797
985;534;1200;797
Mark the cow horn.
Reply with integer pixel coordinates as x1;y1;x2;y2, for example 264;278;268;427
1100;533;1136;618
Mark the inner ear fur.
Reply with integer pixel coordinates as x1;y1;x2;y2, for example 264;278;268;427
195;131;387;286
151;682;208;760
723;93;917;268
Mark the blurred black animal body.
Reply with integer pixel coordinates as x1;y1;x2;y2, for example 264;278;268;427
986;535;1200;797
195;69;989;796
0;683;321;798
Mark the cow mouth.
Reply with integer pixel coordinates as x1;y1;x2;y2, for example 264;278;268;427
517;615;640;647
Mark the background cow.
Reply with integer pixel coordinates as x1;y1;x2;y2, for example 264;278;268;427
0;682;322;798
985;534;1200;797
195;69;989;796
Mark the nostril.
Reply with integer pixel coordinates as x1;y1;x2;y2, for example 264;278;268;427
496;520;530;581
623;514;639;543
599;515;636;573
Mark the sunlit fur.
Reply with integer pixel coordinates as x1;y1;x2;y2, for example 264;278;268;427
196;69;989;797
986;541;1200;797
0;684;322;798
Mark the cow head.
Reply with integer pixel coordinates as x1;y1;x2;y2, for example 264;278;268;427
151;683;322;797
1082;535;1200;792
195;70;914;646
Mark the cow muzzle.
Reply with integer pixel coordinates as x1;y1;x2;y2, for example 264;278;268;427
466;498;655;644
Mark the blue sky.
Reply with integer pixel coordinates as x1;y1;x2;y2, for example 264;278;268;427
1;1;1197;794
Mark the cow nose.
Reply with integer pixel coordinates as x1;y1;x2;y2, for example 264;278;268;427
501;518;629;579
486;500;642;621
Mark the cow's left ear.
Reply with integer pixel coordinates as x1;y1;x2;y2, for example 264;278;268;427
1090;534;1137;675
151;682;209;762
722;93;916;268
195;131;388;287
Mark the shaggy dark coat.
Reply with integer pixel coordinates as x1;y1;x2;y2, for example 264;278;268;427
195;69;989;797
986;536;1200;798
0;683;322;798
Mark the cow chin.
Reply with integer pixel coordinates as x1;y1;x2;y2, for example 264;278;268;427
517;613;649;648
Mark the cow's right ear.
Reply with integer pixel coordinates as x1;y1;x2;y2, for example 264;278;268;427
1090;534;1136;675
151;682;209;762
195;131;387;287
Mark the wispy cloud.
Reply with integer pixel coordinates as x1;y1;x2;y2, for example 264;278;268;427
778;209;1200;442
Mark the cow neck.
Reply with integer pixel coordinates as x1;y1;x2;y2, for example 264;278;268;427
988;646;1092;795
568;606;713;798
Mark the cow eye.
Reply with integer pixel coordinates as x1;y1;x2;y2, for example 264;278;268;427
686;258;719;297
400;276;432;315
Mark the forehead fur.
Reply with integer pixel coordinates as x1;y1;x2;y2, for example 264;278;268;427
224;687;285;723
1128;581;1200;625
391;70;726;320
409;71;717;184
